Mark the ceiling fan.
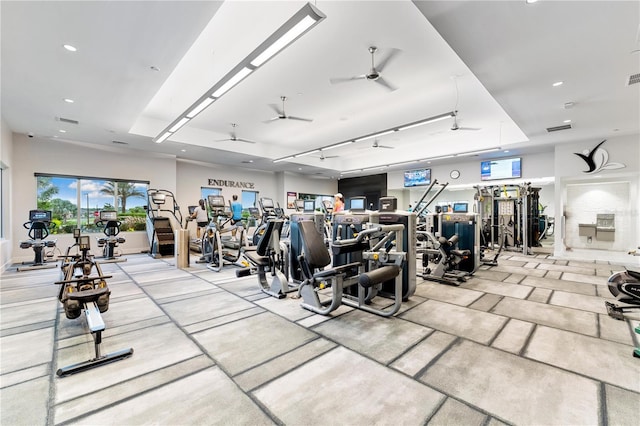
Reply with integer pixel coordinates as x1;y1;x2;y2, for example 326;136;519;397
372;139;394;149
214;123;256;144
264;96;313;123
450;113;481;131
330;46;400;91
315;151;339;161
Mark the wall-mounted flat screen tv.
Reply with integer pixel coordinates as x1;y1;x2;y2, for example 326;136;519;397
404;168;431;187
481;157;521;181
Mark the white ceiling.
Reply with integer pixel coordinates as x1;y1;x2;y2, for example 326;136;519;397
2;1;638;178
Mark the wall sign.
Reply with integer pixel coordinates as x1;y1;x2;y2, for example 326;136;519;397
208;179;255;189
574;139;625;174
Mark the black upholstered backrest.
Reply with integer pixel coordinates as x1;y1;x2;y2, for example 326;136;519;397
299;220;331;269
256;219;283;256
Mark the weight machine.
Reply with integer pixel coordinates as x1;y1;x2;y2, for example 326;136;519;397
474;183;542;256
18;210;58;271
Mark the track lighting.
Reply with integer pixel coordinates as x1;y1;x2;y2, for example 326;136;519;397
153;3;325;143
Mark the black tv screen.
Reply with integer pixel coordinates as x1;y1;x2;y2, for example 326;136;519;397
404;168;431;187
481;157;521;181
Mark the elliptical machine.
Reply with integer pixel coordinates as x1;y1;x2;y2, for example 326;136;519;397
18;210;58;271
95;210;126;262
199;195;247;272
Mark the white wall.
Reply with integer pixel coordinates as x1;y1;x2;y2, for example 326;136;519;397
554;134;640;256
387;151;555;214
11;134;178;262
0;117;14;271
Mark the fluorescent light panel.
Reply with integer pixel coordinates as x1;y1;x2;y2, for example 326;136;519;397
398;112;454;131
186;97;215;118
354;129;396;143
295;149;320;158
456;147;500;157
251;16;317;67
323;141;354;151
155;132;172;144
211;67;252;98
169;117;191;133
273;156;295;163
154;3;325;143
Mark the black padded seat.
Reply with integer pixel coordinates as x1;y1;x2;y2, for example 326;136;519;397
298;220;360;280
244;219;283;267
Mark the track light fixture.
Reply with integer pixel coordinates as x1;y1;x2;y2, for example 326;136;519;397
272;111;456;163
153;3;326;143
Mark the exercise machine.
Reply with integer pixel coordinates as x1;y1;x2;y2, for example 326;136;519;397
252;197;288;245
199;195;247;272
288;200;325;283
95;210;126;262
55;229;133;376
474;183;542;255
420;210;480;286
297;220;406;317
18;210;58;271
605;267;640;320
240;219;295;298
369;197;416;301
146;189;183;258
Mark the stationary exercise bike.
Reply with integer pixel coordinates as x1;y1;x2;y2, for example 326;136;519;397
18;210;58;271
95;210;126;262
55;229;133;376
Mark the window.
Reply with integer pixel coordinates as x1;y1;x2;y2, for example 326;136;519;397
36;174;148;234
201;187;221;202
241;190;258;208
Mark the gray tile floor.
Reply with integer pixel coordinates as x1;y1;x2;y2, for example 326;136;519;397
2;249;640;425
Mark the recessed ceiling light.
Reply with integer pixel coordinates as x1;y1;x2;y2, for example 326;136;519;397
58;129;66;133
63;98;74;103
526;0;539;4
53;135;58;138
63;44;77;52
504;150;510;153
552;81;563;87
180;149;186;152
298;167;302;170
563;119;572;123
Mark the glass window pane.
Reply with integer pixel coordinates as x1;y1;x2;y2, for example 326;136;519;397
241;191;258;208
36;176;77;234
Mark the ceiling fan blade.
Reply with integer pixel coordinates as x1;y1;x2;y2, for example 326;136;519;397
379;145;394;149
263;117;281;124
458;127;481;131
213;138;231;142
268;103;283;115
375;48;401;73
235;138;256;144
286;116;313;122
329;75;367;85
374;76;397;91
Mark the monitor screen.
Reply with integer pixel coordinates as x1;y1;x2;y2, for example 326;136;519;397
295;199;305;211
261;198;274;209
481;157;522;181
303;200;315;212
100;210;118;220
442;205;449;213
188;205;196;215
208;195;225;208
404;169;431;187
151;192;166;205
29;210;51;222
349;197;366;211
452;203;468;213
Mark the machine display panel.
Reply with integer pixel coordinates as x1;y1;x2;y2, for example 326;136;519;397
29;210;51;222
261;198;274;209
453;203;468;213
208;195;225;208
349;197;366;211
303;200;315;212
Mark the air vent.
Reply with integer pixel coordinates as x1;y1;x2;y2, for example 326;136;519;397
111;140;128;145
546;124;572;133
57;116;79;125
627;73;640;86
